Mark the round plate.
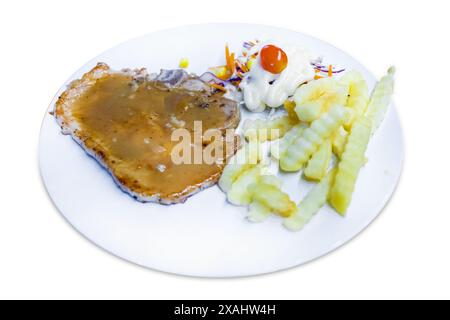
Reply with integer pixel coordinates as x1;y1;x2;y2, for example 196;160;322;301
39;23;404;277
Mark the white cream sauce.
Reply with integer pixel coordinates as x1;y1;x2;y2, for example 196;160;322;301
240;42;316;112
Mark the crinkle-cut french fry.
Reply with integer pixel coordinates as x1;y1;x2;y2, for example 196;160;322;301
247;200;272;222
280;106;350;172
271;125;304;160
284;169;336;231
259;174;283;189
247;182;297;218
365;67;395;134
327;68;394;214
294;77;348;122
227;165;262;206
339;70;370;129
247;174;283;222
243;115;294;142
331;126;349;159
329;117;372;215
304;140;332;181
218;142;262;192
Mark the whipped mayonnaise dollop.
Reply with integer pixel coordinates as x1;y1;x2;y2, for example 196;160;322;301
239;42;316;112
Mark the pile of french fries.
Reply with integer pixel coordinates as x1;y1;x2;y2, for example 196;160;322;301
219;67;396;231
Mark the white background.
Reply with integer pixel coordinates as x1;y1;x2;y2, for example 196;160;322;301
0;0;448;300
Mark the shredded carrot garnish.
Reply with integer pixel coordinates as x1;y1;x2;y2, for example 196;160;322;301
210;83;227;92
243;51;247;57
236;60;249;73
328;65;333;77
229;52;236;74
225;44;237;75
314;75;323;80
315;69;321;73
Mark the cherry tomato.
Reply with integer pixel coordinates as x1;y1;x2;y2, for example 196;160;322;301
260;45;288;74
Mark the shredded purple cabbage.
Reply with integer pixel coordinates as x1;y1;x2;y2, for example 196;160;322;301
228;77;242;82
311;62;345;74
243;41;258;49
199;72;235;85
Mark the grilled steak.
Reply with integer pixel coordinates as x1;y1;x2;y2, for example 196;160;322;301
54;63;240;204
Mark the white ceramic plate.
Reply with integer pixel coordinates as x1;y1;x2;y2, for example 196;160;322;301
39;23;404;277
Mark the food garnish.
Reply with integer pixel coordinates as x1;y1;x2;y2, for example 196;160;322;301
179;58;189;69
312;60;345;75
259;45;288;74
201;41;317;111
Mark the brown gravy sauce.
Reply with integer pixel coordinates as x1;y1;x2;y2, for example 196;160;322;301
71;73;237;199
